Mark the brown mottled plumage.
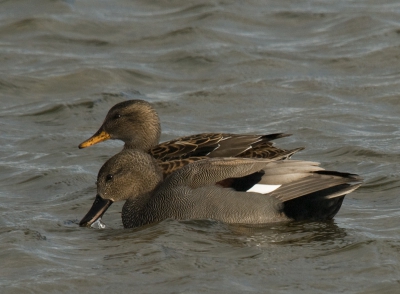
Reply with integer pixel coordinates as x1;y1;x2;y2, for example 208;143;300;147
78;100;304;176
79;149;362;229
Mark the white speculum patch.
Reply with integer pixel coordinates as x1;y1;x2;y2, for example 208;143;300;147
247;184;281;194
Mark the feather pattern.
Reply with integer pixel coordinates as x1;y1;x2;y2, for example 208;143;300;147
78;100;304;177
79;149;363;229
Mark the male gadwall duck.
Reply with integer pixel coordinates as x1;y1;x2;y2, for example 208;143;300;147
79;149;362;229
78;100;303;176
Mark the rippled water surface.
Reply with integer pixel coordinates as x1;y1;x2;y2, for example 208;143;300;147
1;0;400;293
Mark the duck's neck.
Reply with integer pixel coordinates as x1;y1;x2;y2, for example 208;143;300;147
121;155;164;228
123;121;161;152
122;191;159;229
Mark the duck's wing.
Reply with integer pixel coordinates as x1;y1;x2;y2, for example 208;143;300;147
269;170;362;202
150;141;219;161
150;133;300;161
203;133;291;158
159;157;362;222
266;170;362;221
238;145;305;160
157;149;303;179
159;157;207;178
161;157;319;189
150;133;233;160
206;169;361;222
161;157;362;201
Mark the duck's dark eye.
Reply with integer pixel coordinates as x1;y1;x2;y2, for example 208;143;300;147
113;113;121;119
106;174;113;181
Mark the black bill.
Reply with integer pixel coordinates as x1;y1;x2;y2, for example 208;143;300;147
79;195;113;227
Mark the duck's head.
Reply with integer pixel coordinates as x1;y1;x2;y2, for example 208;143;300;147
79;100;161;151
79;149;163;227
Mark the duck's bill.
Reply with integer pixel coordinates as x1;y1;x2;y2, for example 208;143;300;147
79;129;111;149
79;195;113;227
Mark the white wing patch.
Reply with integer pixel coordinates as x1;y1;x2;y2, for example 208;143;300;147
247;184;281;194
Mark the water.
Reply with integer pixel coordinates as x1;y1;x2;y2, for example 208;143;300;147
1;0;400;292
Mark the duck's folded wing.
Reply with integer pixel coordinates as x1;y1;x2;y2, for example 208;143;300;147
151;133;297;161
150;142;216;161
162;157;321;189
150;133;225;160
159;157;207;178
204;134;281;157
158;158;362;222
269;170;362;202
238;144;304;160
189;167;361;222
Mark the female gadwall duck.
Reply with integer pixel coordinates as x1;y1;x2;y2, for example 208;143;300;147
79;149;362;229
78;100;303;175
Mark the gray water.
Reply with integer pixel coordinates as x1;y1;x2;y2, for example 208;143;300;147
1;0;399;293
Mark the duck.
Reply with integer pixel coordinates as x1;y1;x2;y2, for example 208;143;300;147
79;149;362;229
78;100;304;176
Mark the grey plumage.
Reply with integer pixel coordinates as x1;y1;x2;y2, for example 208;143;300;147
79;149;362;229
